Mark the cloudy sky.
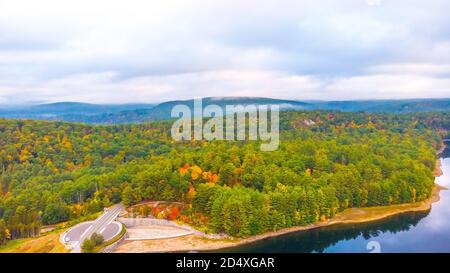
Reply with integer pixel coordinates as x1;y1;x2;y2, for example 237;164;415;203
1;0;450;104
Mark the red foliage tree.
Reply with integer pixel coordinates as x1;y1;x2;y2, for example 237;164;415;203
168;207;179;220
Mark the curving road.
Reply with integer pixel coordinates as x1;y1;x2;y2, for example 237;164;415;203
68;204;124;253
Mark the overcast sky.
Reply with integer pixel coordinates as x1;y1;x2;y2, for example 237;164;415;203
1;0;450;104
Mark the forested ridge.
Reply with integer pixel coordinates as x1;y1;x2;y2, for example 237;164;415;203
1;98;449;124
0;111;448;243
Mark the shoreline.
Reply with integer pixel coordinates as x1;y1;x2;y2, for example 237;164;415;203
434;160;443;176
115;148;447;253
115;183;446;253
217;185;446;252
437;141;447;155
115;160;447;253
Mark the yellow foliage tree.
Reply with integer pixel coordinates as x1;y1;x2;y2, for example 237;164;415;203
191;165;202;180
305;168;312;176
19;147;32;162
350;121;360;129
66;160;76;171
61;135;73;151
6;155;13;163
187;185;196;201
83;154;93;167
202;171;211;181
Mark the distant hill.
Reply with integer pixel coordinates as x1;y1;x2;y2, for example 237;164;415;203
312;99;450;113
147;97;310;120
0;97;310;124
59;108;155;124
0;97;448;124
0;102;156;123
364;99;450;113
32;102;155;113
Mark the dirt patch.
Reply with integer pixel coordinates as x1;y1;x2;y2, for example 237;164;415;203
115;235;238;253
126;225;193;240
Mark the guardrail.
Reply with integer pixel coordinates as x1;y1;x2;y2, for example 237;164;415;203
99;225;128;253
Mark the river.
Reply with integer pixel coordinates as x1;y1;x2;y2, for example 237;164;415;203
224;142;450;253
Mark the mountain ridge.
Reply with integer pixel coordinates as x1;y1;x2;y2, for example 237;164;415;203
0;97;449;124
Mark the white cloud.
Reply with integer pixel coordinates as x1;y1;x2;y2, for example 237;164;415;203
368;63;450;76
3;69;448;104
0;0;450;103
0;69;320;103
324;74;450;99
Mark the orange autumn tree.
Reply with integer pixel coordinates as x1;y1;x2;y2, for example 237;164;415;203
152;207;161;218
202;171;219;186
179;163;190;175
202;171;211;181
210;174;219;185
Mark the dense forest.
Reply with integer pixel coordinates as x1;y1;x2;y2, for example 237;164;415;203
0;111;448;244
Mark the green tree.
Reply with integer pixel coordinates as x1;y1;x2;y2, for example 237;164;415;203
43;203;70;225
90;232;104;246
121;186;135;207
81;239;95;253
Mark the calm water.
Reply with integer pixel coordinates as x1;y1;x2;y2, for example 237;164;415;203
223;143;450;253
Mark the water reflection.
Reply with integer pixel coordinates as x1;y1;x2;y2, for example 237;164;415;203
219;211;429;253
221;142;450;253
441;144;450;158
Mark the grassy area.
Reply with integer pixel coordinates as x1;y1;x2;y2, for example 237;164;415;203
0;230;68;253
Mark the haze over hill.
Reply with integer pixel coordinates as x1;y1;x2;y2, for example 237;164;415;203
0;97;449;124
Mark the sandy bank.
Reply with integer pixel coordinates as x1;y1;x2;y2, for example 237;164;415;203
115;149;448;253
115;183;446;253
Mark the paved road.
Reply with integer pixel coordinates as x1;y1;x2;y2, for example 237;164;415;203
71;204;124;253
